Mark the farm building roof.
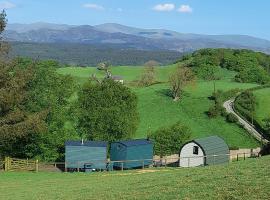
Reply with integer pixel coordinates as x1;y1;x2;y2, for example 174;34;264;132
65;141;107;147
193;136;229;156
116;139;152;147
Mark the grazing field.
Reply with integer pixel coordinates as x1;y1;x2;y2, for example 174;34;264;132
254;88;270;127
58;66;259;148
0;156;269;200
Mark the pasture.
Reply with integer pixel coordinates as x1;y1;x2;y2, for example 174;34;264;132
0;156;269;200
254;87;270;127
58;66;259;148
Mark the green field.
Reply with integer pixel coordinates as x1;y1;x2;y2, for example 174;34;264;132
58;66;259;148
254;88;270;127
1;156;269;200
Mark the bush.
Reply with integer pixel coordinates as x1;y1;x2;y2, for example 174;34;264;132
226;113;238;123
208;103;225;118
148;122;191;157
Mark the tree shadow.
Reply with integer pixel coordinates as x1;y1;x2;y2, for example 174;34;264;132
155;89;172;98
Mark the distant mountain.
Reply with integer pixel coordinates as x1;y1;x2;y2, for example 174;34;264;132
5;22;270;54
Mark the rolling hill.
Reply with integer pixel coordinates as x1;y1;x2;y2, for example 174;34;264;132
58;65;259;148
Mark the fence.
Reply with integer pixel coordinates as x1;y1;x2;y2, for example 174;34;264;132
3;157;38;172
37;152;260;172
1;152;260;173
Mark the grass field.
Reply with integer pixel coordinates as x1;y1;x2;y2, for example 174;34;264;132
0;156;269;200
58;66;259;148
254;88;270;128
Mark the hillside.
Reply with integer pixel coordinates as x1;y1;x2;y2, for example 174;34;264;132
254;88;270;130
58;65;259;148
10;42;182;66
1;156;269;200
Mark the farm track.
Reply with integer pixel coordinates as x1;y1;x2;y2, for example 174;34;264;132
223;99;269;144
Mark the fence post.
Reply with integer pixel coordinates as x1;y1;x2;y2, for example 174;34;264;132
65;162;67;172
142;160;145;169
4;157;8;172
237;154;239;161
121;162;124;171
244;153;246;160
35;160;39;172
165;157;167;168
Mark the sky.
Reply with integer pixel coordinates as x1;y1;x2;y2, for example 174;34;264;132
2;0;270;40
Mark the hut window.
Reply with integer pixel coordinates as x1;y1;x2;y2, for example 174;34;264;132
193;146;199;155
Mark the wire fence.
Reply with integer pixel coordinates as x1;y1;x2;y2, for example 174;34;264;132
0;152;260;173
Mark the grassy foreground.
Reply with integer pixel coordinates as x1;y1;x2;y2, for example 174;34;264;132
58;66;259;148
0;156;270;200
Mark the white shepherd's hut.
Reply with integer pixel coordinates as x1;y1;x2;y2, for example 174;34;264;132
179;136;229;167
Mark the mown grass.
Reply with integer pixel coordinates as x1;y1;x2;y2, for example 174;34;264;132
58;66;259;148
0;156;269;200
254;88;270;127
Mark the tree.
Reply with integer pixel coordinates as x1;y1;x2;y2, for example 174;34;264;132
169;66;195;101
148;122;191;157
0;10;9;57
77;79;139;142
0;57;77;160
197;64;220;94
97;62;112;78
144;60;160;68
138;61;157;87
0;60;47;157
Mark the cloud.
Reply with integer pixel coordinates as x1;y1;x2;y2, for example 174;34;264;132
153;3;175;12
0;1;16;9
178;5;193;13
83;3;104;11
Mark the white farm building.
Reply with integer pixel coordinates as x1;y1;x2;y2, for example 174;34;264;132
179;136;230;167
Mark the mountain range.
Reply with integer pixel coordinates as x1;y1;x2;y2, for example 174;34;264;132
5;22;270;53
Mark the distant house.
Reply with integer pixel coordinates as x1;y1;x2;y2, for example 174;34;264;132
111;75;124;84
65;140;107;171
110;139;153;169
179;136;229;167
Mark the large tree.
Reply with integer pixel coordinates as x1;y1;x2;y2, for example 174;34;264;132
169;66;195;101
138;61;157;87
77;79;139;142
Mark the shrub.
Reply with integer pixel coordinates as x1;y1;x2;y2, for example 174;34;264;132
148;122;191;157
208;103;225;118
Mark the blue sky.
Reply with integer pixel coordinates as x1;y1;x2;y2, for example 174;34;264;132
2;0;270;40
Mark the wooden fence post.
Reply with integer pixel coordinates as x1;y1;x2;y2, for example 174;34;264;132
35;160;39;172
4;157;8;171
142;160;145;169
244;153;246;160
165;157;167;168
121;162;124;171
237;154;239;161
